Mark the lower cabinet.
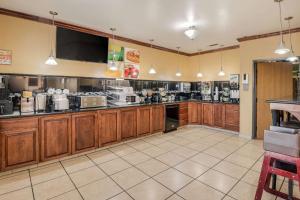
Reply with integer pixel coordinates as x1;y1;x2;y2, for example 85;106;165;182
98;109;120;146
202;103;214;126
120;108;137;139
225;104;240;131
40;115;72;161
188;102;198;124
71;112;98;154
213;104;225;128
0;117;39;170
179;103;188;127
152;105;165;133
137;106;152;136
197;103;203;124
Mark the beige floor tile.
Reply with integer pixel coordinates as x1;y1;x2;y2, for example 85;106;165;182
0;187;33;200
127;179;172;200
122;152;151;165
166;194;184;200
213;161;248;179
50;190;82;200
142;146;168;157
251;160;263;172
157;141;180;151
225;153;257;168
195;137;219;146
236;144;264;160
169;137;192;145
153;168;192;192
203;147;232;159
279;181;300;198
136;159;169;176
156;152;185;166
98;158;131;175
33;176;75;200
177;180;224;200
241;170;260;186
198;169;238;193
87;149;118;164
185;142;212;152
222;196;235;200
111;167;149;190
110;144;137;157
190;153;221;168
0;171;31;195
127;140;154;151
69;166;107;187
61;156;94;174
171;147;198;158
143;137;167;145
79;177;122;200
30;163;66;185
109;192;133;200
175;160;208;178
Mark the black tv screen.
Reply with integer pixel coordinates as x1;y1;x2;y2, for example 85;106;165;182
56;27;108;63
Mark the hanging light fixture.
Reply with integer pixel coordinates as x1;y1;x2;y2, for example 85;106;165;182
274;0;290;55
148;39;157;74
196;49;203;78
45;11;58;66
218;46;225;77
184;26;198;40
175;47;182;77
108;28;118;71
285;17;299;62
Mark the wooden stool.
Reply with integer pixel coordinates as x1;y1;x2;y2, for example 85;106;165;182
255;151;300;200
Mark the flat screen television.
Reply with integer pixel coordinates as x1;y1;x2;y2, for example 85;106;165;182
56;27;108;63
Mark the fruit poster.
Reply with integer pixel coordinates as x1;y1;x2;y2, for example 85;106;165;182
123;47;140;79
0;49;12;65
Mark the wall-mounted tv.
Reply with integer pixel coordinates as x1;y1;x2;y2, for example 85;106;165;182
56;27;108;63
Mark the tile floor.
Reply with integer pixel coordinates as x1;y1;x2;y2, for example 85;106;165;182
0;126;297;200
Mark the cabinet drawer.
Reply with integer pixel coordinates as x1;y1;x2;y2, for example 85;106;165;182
0;117;38;132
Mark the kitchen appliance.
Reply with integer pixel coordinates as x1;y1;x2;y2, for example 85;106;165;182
221;87;230;102
107;86;140;105
201;82;212;101
46;95;54;113
76;95;107;108
35;93;47;112
21;97;34;113
0;100;13;115
164;104;179;133
53;94;69;111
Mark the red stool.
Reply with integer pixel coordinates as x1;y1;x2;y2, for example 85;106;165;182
255;151;300;200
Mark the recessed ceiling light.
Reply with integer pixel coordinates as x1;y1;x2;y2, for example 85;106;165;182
184;26;197;40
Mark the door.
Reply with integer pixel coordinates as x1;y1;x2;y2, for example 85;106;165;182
137;106;152;136
120;108;137;139
202;103;213;126
72;112;98;153
213;104;225;128
179;103;188;127
40;115;72;161
99;109;120;145
256;62;293;139
152;105;165;133
188;102;198;124
197;103;203;124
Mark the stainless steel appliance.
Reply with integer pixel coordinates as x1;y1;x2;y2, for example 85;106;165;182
77;95;107;108
0;100;13;115
107;86;140;105
35;93;47;112
164;104;179;133
53;94;69;111
21;97;34;113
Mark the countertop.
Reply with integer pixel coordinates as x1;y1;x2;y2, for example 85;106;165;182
0;100;239;119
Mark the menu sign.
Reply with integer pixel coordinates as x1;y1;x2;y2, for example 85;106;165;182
0;49;12;65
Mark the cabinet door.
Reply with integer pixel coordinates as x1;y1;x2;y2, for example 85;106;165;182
99;110;120;145
152;105;165;133
202;103;213;126
72;112;98;154
225;104;240;131
1;129;38;170
188;102;198;124
120;108;137;139
179;103;188;127
213;104;225;128
137;107;152;136
40;115;72;161
197;103;203;124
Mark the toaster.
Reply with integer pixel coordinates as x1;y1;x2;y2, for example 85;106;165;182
21;97;34;113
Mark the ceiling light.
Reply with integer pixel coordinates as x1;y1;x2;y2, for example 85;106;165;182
175;47;182;77
285;16;299;62
176;72;182;77
108;28;119;71
274;0;290;55
184;26;197;40
109;60;118;71
218;46;225;77
149;68;156;74
218;70;225;77
148;39;157;74
45;11;58;66
197;72;203;78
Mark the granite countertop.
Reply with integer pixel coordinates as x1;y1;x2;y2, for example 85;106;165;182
0;100;239;119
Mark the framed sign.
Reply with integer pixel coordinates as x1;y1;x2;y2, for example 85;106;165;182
0;49;12;65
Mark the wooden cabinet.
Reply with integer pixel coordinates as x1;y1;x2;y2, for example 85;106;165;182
71;112;98;154
225;104;240;131
40;115;72;161
98;109;120;146
152;105;165;133
202;103;213;126
120;108;137;139
137;106;152;136
213;104;225;128
0;117;39;170
188;102;198;124
179;103;188;127
197;103;203;124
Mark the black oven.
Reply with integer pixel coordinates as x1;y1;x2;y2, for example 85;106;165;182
164;104;179;133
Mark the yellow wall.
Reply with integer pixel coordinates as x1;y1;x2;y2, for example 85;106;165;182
0;14;190;81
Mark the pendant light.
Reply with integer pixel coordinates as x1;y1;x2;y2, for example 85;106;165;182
218;46;225;77
184;26;198;40
148;39;157;74
45;11;58;66
196;49;203;78
274;0;290;55
175;47;182;77
109;28;118;71
285;17;299;62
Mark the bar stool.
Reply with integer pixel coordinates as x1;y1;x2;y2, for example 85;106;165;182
255;151;300;200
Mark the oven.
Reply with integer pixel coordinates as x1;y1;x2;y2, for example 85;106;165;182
164;104;179;133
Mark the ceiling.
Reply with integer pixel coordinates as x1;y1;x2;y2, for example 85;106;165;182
1;0;300;53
